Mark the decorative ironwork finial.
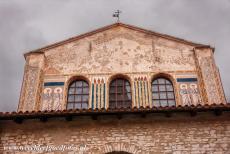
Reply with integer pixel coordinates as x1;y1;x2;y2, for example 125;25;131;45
113;10;122;22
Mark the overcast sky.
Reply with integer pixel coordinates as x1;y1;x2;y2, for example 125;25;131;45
0;0;229;112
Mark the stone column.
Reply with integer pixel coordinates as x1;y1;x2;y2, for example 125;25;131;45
18;53;45;112
194;47;226;104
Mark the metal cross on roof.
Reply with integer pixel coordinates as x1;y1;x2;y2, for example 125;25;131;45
113;10;122;22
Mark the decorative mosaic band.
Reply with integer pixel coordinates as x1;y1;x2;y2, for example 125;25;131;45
44;82;65;87
91;78;106;109
177;78;197;82
134;77;149;108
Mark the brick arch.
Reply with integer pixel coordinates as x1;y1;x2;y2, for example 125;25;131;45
150;72;175;84
107;74;132;85
101;142;146;154
106;152;131;154
66;75;91;86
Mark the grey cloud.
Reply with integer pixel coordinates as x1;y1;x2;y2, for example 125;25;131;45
0;0;229;111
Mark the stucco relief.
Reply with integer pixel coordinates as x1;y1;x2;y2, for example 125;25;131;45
45;28;196;75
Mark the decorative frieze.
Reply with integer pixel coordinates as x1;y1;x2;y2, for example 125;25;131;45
133;76;149;108
90;77;106;109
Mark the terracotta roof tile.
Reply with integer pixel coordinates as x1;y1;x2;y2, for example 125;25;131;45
0;103;230;121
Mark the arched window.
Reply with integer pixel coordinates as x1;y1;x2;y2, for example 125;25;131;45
152;77;176;107
67;80;89;109
109;78;132;109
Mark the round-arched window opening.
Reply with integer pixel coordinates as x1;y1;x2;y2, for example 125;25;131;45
152;77;176;107
109;78;132;109
67;80;89;109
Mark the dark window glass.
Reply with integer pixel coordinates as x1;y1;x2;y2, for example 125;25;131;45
109;78;132;109
152;78;176;107
67;103;74;109
67;80;89;109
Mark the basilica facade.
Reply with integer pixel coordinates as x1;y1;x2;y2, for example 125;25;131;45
1;23;229;154
18;23;226;112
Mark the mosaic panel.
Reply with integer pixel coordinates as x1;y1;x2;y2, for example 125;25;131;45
41;82;65;111
45;27;195;74
178;78;202;106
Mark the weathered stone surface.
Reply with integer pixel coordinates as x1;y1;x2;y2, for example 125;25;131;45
1;114;230;153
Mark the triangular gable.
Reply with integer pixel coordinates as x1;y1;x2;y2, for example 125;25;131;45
24;22;213;58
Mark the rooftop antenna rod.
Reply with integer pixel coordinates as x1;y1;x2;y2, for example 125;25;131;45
113;10;122;22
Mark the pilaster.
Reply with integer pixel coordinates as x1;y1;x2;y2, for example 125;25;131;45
18;53;45;112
